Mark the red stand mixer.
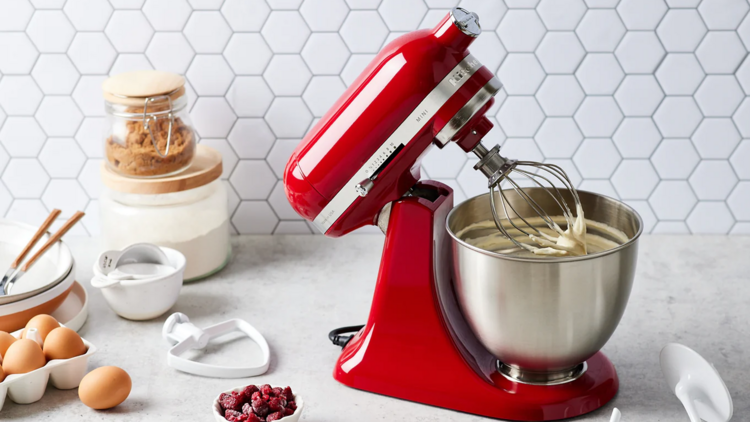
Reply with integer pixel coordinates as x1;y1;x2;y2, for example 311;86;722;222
284;8;641;421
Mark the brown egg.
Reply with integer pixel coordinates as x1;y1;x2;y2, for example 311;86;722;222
23;315;60;343
79;366;131;409
0;365;4;382
2;339;46;375
0;331;16;357
43;327;87;361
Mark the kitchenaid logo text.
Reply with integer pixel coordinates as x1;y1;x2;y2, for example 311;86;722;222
448;58;480;86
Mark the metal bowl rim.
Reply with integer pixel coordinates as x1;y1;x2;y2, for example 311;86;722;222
446;189;643;263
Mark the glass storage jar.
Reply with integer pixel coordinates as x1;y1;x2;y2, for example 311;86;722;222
102;70;196;178
99;145;230;281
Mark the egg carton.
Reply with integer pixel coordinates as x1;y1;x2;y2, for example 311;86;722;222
0;327;96;411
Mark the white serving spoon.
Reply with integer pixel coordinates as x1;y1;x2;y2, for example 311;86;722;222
660;343;733;422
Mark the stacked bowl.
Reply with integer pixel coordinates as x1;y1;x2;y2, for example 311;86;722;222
0;219;76;332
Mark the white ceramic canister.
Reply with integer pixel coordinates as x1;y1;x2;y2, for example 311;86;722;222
99;145;231;281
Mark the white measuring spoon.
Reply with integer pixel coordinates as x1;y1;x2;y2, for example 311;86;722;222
660;343;733;422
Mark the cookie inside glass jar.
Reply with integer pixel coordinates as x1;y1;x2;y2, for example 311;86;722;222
102;71;196;178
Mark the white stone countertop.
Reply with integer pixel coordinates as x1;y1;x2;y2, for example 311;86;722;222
2;235;748;421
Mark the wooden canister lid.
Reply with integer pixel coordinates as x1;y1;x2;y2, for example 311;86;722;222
102;70;186;106
101;145;223;194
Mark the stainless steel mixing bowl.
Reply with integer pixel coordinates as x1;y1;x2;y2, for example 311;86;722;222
446;189;642;384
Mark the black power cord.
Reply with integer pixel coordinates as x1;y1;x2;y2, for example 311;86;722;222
328;325;365;349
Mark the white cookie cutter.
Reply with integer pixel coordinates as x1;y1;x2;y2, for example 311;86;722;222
162;312;270;378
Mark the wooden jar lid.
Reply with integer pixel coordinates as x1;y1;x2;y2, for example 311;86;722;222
102;70;186;106
101;145;223;194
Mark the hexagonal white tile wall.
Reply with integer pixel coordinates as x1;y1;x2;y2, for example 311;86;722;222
649;180;697;220
261;11;311;53
221;0;270;31
27;10;75;53
655;54;705;95
42;179;89;217
109;54;153;75
617;0;667;30
535;118;583;158
146;33;195;74
573;138;622;178
498;54;546;95
264;55;312;96
0;117;46;157
614;31;666;74
576;9;626;52
614;75;664;116
695;32;747;74
575;53;625;94
653;96;702;137
186;55;234;96
496;10;546;52
31;55;80;95
105;11;154;53
2;159;50;198
536;32;585;74
340;11;388;53
225;77;274;117
537;0;586;30
574;96;623;137
497;97;545;137
686;202;735;234
143;0;192;31
266;98;313;139
730;141;750;179
302;33;351;76
694;75;744;116
656;9;707;52
611;160;659;199
184;11;232;53
303;76;347;117
689;160;738;200
692;118;741;159
613;117;661;158
651;139;700;179
0;1;747;233
698;0;749;30
38;138;86;178
63;0;113;31
536;75;585;116
728;182;750;220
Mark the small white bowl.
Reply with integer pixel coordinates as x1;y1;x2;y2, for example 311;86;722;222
212;385;304;422
91;246;185;320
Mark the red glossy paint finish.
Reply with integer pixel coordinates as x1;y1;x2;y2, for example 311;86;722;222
334;181;619;421
283;12;498;237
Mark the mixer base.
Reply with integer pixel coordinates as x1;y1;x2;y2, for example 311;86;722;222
332;181;619;421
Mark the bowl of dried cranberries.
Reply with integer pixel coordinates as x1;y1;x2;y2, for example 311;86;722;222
213;384;303;422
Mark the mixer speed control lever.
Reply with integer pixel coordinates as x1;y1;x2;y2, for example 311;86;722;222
355;179;375;197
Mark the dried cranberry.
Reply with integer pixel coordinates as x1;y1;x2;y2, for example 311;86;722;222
287;401;297;411
252;398;270;417
266;411;285;422
242;403;253;415
246;414;261;422
251;391;262;401
282;386;294;402
271;387;283;397
262;394;271;402
260;384;273;396
268;397;284;412
284;408;294;416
